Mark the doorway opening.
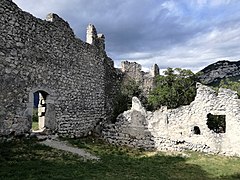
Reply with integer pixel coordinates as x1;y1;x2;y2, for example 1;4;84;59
193;126;201;135
206;113;226;133
32;91;48;132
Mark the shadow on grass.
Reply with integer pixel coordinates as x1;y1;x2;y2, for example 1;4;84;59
219;174;240;180
0;138;238;180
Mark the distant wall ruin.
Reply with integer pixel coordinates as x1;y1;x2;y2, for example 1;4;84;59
103;83;240;156
120;61;159;95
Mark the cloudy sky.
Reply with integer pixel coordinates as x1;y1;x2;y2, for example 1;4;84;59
13;0;240;72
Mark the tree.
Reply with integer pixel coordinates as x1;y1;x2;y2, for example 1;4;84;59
148;68;197;109
219;78;240;97
112;79;142;122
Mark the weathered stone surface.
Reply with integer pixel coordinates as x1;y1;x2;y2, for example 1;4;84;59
0;0;118;137
120;61;159;95
199;60;240;84
103;83;240;156
102;97;155;150
86;24;105;52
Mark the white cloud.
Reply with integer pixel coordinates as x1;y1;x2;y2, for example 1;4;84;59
193;0;231;7
131;24;240;72
11;0;240;72
161;0;182;16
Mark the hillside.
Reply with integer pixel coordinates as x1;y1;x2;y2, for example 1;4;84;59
199;60;240;85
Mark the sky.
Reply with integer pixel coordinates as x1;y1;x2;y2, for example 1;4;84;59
12;0;240;72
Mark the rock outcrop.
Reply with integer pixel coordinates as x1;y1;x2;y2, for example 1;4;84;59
199;60;240;85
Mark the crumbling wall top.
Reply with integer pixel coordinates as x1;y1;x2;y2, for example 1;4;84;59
86;24;105;51
150;64;160;77
45;13;74;36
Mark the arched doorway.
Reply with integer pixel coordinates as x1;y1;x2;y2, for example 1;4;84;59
28;88;56;133
32;90;49;131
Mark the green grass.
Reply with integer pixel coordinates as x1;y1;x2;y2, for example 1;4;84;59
32;108;39;131
31;122;39;131
0;137;240;180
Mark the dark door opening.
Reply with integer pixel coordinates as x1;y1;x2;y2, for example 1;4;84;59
193;126;201;135
207;113;226;133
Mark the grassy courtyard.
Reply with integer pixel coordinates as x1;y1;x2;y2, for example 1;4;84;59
0;137;240;180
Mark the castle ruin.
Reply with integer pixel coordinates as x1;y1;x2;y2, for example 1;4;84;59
103;84;240;156
0;0;118;137
1;0;240;157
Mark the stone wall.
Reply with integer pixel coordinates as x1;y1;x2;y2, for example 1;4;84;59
120;61;159;95
103;84;240;156
102;97;155;150
0;0;118;137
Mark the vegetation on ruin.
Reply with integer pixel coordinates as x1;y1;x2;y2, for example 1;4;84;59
148;68;198;110
113;68;240;118
112;79;142;122
218;78;240;97
1;137;240;180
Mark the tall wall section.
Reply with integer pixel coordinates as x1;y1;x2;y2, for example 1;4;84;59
0;0;118;137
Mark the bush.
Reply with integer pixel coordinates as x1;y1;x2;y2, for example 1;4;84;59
148;68;198;110
112;79;142;123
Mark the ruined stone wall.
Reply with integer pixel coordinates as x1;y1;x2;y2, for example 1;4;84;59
103;84;240;156
0;0;117;137
100;56;122;124
102;97;155;150
120;61;159;95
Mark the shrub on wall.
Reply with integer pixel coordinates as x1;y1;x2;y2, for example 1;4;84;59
219;78;240;97
112;79;142;123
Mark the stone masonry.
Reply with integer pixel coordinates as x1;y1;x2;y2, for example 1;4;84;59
120;61;159;95
1;0;240;158
103;83;240;156
0;0;118;137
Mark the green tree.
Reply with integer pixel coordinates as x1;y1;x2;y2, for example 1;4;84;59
112;79;142;122
219;78;240;97
148;68;197;109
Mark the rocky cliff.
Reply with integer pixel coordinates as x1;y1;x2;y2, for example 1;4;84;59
199;60;240;85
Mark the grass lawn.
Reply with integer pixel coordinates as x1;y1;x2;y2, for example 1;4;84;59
31;122;39;131
0;137;240;180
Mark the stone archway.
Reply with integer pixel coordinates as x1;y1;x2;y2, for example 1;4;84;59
35;91;48;130
28;88;56;132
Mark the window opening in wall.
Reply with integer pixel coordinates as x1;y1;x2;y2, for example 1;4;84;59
206;113;226;133
193;126;201;135
32;91;48;132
